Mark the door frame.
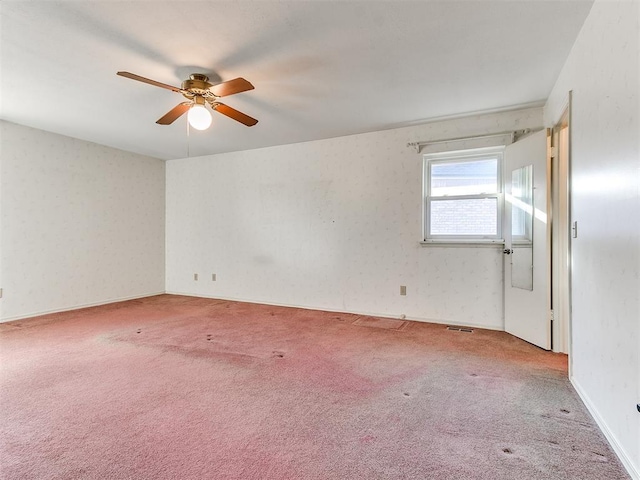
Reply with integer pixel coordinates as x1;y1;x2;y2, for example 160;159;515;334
548;92;572;359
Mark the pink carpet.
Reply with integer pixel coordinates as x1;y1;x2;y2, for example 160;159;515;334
0;295;629;479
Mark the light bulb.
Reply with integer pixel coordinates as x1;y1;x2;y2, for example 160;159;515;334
187;104;212;130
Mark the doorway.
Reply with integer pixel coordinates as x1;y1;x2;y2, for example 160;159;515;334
549;100;572;356
503;101;572;355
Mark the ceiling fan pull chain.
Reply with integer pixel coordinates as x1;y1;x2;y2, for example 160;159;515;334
186;117;191;158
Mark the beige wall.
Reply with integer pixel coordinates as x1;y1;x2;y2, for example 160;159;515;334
545;1;639;477
166;107;543;330
0;121;166;321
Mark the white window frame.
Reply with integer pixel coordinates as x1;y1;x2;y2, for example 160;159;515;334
422;146;505;244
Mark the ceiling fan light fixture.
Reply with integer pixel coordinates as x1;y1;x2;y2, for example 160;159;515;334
187;103;212;130
118;71;257;128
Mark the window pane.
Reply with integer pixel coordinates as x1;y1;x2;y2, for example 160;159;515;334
430;158;498;196
430;198;498;236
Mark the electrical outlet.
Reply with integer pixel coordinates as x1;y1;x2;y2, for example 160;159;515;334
194;273;199;281
212;274;216;281
400;285;407;296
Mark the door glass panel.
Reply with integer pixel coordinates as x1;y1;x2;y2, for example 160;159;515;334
510;165;533;290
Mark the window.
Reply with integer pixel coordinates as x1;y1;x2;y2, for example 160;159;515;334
423;147;504;242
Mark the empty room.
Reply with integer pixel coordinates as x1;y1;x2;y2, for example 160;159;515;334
0;1;638;479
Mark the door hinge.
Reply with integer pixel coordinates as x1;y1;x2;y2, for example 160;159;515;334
550;309;555;322
549;146;558;158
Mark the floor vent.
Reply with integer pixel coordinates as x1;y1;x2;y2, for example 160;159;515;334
447;326;474;333
353;316;409;331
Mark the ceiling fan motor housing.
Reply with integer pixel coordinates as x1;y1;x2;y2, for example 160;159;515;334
181;74;216;100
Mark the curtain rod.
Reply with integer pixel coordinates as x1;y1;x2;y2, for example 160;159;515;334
407;128;538;153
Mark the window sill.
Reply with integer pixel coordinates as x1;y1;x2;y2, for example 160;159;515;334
420;239;505;248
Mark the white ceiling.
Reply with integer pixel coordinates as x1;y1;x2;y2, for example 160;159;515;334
1;1;593;160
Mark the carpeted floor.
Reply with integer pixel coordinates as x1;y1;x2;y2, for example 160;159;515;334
0;295;629;479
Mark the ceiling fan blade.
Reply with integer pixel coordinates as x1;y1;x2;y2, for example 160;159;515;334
156;102;191;125
213;103;258;126
209;78;254;97
117;71;181;93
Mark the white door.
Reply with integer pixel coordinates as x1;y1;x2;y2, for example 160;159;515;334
504;130;550;349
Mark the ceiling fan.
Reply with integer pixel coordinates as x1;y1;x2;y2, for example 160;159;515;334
117;71;258;130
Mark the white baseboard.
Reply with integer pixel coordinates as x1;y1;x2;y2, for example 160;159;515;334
571;376;639;480
164;290;504;332
0;291;166;323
